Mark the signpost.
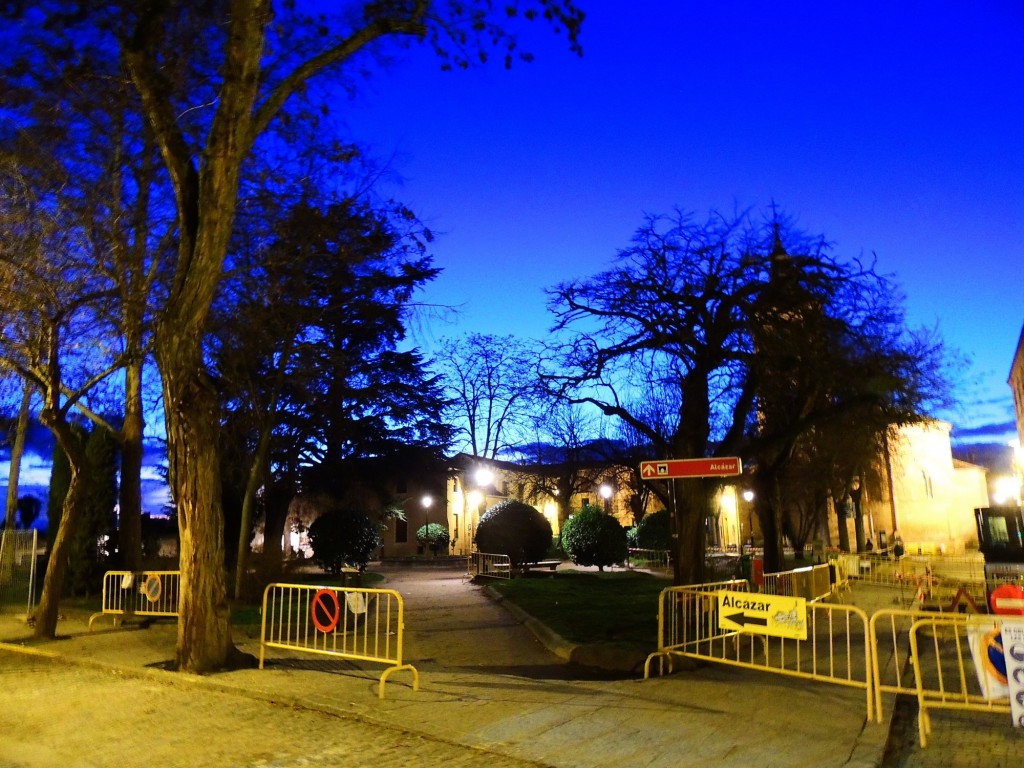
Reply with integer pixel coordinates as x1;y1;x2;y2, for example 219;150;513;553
639;457;742;479
718;591;808;640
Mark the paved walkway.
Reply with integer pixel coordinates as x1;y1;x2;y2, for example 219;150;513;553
0;566;1018;766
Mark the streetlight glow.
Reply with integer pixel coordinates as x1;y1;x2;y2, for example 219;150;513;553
474;468;493;487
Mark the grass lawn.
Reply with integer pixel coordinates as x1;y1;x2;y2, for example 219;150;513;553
490;569;670;647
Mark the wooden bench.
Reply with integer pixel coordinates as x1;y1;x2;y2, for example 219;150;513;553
526;560;562;571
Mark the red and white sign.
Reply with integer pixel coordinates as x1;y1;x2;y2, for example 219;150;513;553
639;457;742;479
991;583;1024;616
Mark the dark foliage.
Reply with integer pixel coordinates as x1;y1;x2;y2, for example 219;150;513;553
560;504;628;571
308;509;381;574
475;499;552;566
632;509;672;551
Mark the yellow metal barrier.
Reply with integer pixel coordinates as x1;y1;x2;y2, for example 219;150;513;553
645;580;874;720
762;563;832;602
88;570;180;629
850;552;986;610
868;608;970;722
468;551;512;579
909;615;1013;747
259;582;418;699
829;556;852;602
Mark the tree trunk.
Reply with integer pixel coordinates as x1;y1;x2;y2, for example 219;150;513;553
118;360;145;570
672;478;708;585
234;423;271;600
834;495;851;553
157;337;234;673
756;473;785;573
33;418;87;639
4;384;32;529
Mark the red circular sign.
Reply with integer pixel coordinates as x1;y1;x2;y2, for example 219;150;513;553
311;588;341;633
990;583;1024;616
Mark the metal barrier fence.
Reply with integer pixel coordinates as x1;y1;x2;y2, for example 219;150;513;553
468;551;512;579
0;529;37;617
259;582;418;699
868;608;970;721
840;551;987;610
627;548;671;573
762;563;833;602
909;615;1014;747
645;580;874;720
88;570;180;629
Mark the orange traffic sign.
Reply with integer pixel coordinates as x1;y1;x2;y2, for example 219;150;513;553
639;457;742;479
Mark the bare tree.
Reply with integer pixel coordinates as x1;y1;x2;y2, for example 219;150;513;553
545;208;955;580
0;164;125;637
436;333;543;459
119;1;579;671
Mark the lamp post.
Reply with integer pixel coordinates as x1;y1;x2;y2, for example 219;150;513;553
850;476;865;553
421;494;434;554
742;490;755;547
599;483;613;514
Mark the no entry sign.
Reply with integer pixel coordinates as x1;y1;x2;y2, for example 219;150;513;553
311;588;341;633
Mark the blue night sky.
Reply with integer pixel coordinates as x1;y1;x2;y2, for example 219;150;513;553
343;1;1024;440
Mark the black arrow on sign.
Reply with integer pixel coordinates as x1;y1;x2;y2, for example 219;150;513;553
724;612;767;628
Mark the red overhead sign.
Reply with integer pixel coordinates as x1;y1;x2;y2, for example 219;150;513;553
639;457;743;479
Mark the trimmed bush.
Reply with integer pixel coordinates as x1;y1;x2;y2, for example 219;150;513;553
633;509;672;550
416;522;450;553
308;509;381;574
560;504;627;571
475;499;552;566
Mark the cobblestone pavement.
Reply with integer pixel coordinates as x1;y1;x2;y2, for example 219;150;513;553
2;569;1022;767
0;650;546;768
879;694;1024;768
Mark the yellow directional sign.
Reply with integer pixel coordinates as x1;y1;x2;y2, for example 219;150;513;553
717;591;808;640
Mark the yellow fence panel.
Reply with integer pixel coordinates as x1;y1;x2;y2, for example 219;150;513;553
850;552;987;610
909;616;1013;747
88;570;180;629
259;582;418;699
762;563;832;602
868;608;970;722
645;581;873;720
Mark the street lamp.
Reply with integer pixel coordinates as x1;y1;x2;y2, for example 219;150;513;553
599;483;613;513
421;494;435;554
474;467;493;488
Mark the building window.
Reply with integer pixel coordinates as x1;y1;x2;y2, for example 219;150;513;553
395;517;408;543
922;471;934;499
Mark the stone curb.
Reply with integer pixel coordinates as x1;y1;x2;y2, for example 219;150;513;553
482;583;651;674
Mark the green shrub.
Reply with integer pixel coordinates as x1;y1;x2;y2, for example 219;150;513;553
308;509;381;574
416;522;450;553
633;509;672;550
475;499;552;566
560;504;627;571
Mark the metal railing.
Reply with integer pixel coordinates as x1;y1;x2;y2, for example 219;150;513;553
842;551;987;610
909;615;1013;747
868;608;971;721
645;580;874;720
627;548;671;573
0;529;37;617
762;563;833;602
259;582;418;699
468;551;512;579
88;570;180;629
